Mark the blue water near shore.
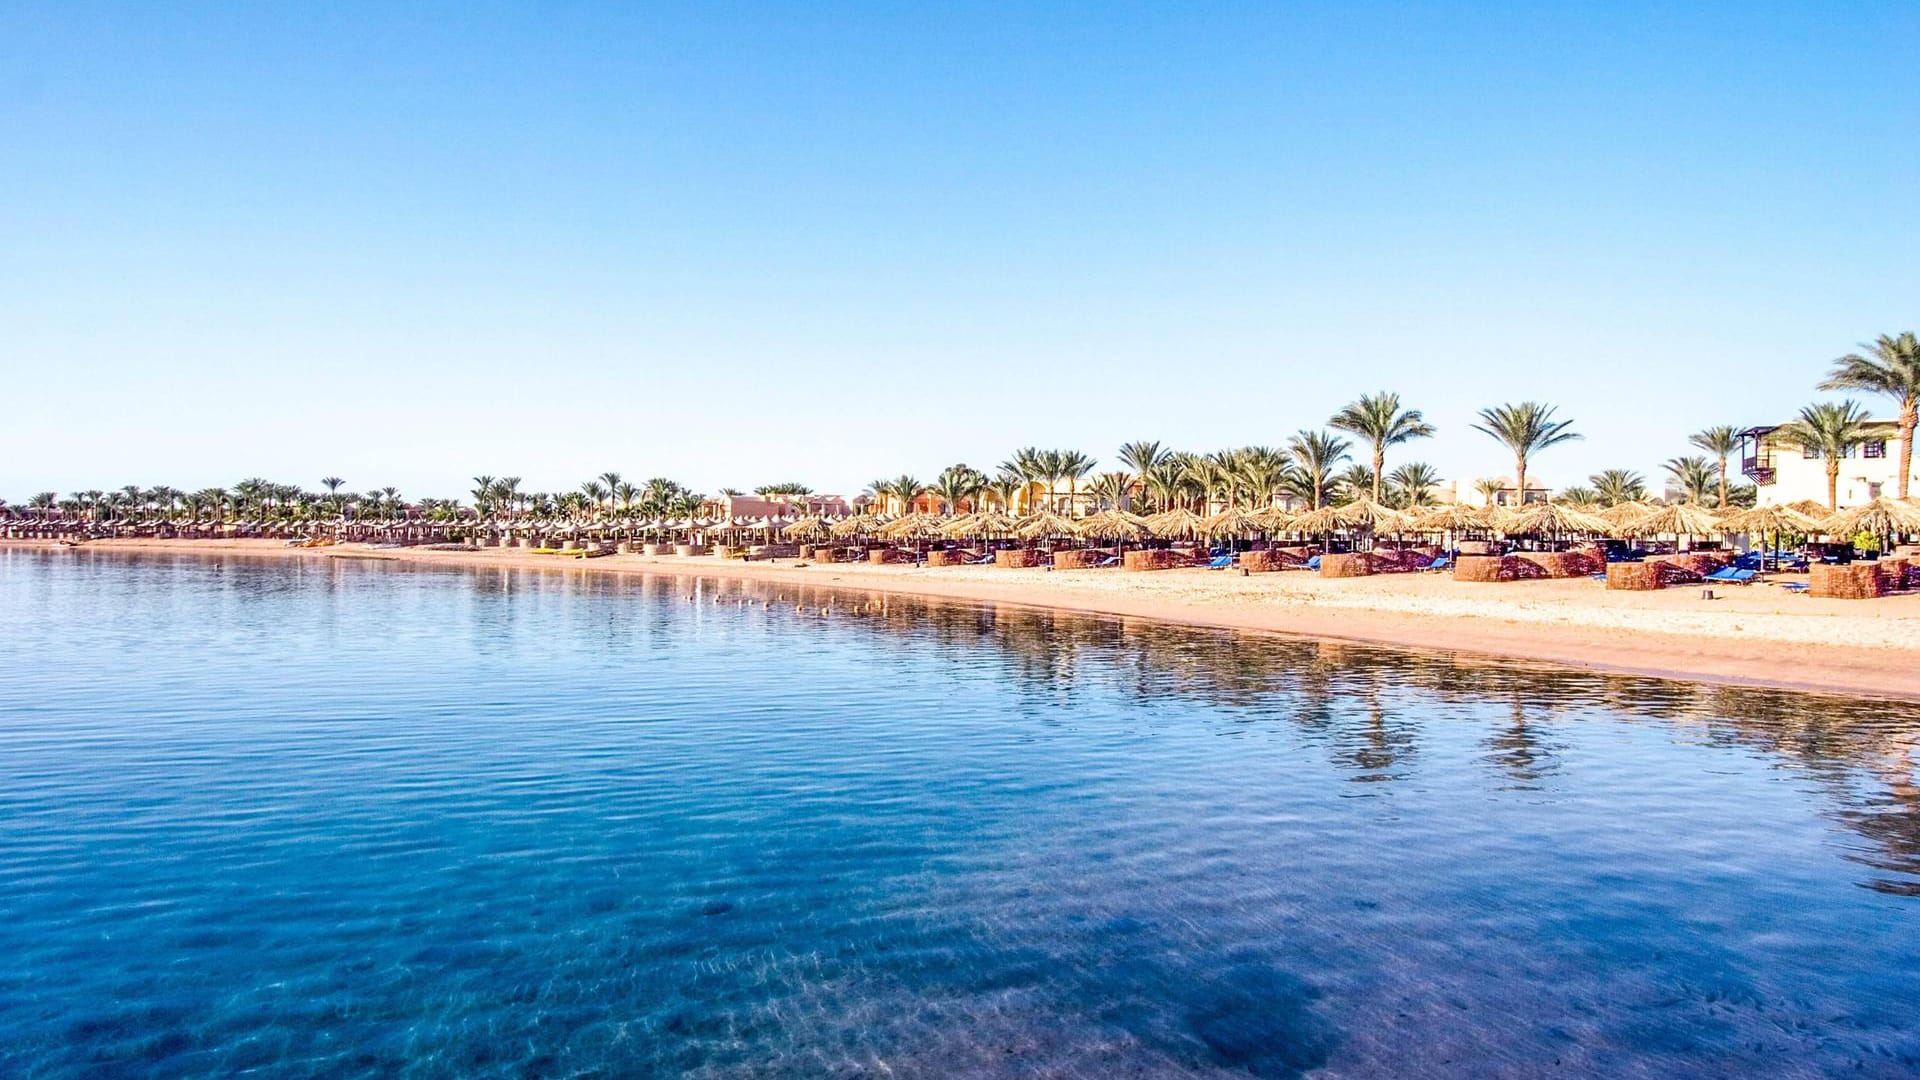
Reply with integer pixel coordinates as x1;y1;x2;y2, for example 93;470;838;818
1;550;1918;1078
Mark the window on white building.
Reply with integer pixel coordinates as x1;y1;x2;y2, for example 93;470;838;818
1864;440;1886;459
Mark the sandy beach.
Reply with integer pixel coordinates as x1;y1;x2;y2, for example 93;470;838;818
11;537;1920;702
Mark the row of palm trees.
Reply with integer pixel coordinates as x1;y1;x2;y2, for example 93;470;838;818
11;334;1912;524
860;394;1563;518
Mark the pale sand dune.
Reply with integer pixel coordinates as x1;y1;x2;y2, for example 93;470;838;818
13;538;1920;701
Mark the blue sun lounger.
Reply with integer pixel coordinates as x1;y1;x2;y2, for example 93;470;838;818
1703;567;1756;584
1206;555;1234;569
1303;555;1321;571
1425;555;1451;571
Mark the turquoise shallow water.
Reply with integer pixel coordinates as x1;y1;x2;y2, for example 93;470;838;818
1;550;1917;1078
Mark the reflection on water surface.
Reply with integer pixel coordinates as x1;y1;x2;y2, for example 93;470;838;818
2;549;1917;1078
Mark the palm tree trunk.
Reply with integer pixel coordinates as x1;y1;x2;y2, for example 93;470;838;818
1515;459;1527;507
1900;404;1916;500
1372;447;1384;502
1827;463;1840;511
1717;458;1728;508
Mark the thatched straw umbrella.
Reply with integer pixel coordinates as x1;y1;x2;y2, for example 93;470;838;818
1622;502;1723;540
1251;505;1297;534
943;510;1017;540
1501;501;1610;540
1718;504;1824;569
1820;497;1920;549
1145;507;1204;539
1200;507;1260;550
1784;499;1833;519
1077;509;1151;556
1411;503;1491;532
781;516;828;541
1077;509;1151;540
877;512;944;540
828;515;882;539
1015;510;1078;541
1596;501;1661;533
1289;504;1345;537
1334;497;1413;533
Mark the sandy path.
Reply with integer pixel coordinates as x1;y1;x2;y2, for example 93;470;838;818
10;539;1920;701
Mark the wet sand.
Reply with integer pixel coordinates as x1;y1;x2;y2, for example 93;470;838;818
12;538;1920;702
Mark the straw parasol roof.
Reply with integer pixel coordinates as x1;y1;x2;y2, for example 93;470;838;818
877;512;945;539
1500;501;1610;537
1251;504;1298;532
1334;497;1413;532
1200;507;1259;537
1410;503;1491;532
1622;502;1724;538
1716;504;1823;537
1289;504;1346;534
1820;497;1920;538
828;515;883;538
1596;500;1661;531
1077;508;1152;541
780;515;827;540
1015;510;1079;540
1783;499;1832;519
942;510;1017;538
1144;507;1205;538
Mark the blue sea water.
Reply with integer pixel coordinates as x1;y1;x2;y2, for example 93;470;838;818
0;550;1917;1078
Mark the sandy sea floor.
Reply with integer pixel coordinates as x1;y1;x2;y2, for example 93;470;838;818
11;537;1920;701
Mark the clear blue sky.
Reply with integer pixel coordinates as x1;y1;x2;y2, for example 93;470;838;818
3;2;1914;501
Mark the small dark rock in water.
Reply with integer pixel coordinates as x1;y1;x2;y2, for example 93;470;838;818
700;900;734;917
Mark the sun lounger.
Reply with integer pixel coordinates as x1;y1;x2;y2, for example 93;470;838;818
1703;567;1755;584
964;553;995;565
1205;555;1234;569
1425;555;1451;571
1094;555;1120;568
1303;555;1321;571
1779;581;1809;593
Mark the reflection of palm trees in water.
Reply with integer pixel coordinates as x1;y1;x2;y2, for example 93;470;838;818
1483;696;1562;786
461;563;1920;893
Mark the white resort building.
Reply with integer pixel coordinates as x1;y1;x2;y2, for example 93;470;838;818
1739;420;1915;508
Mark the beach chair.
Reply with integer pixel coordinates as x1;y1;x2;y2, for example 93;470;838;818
1703;567;1755;584
964;552;995;566
1093;555;1121;568
1205;555;1233;570
1779;581;1809;593
1424;555;1451;572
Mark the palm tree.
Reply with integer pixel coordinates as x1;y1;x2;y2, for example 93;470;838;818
1687;425;1740;508
878;475;927;516
1056;450;1095;515
1089;471;1131;510
931;465;985;514
1472;477;1505;508
1663;456;1717;504
1333;464;1376;505
1819;332;1920;498
1329;392;1436;502
1556;486;1600;508
1776;400;1872;510
1286;430;1352;510
1386;462;1441;508
580;481;609;518
1117;440;1170;510
1588;469;1647;506
1233;446;1291;508
1471;402;1580;506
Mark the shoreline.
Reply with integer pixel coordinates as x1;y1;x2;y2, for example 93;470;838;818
10;538;1920;702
